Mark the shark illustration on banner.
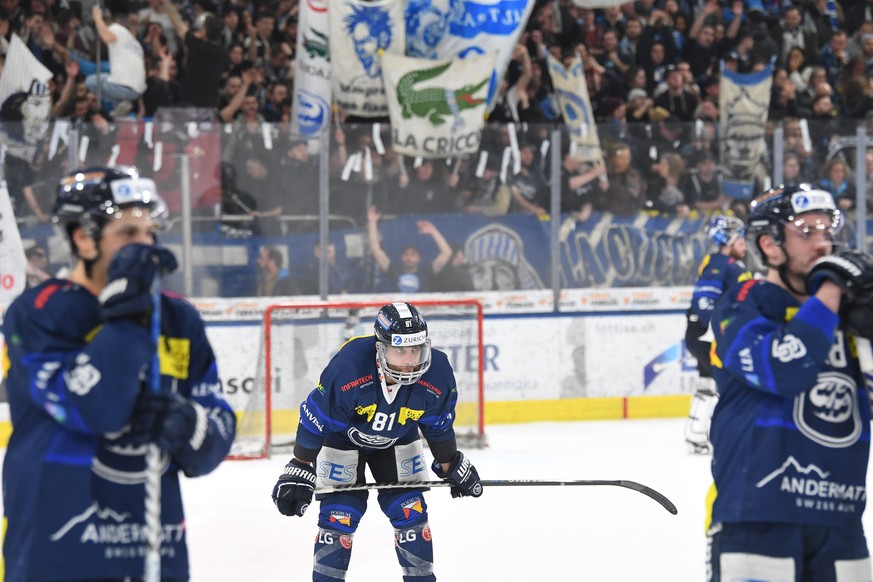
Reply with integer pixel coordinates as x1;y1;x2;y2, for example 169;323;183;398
546;53;603;164
719;61;774;199
383;52;493;158
404;0;534;110
329;0;405;117
291;0;332;137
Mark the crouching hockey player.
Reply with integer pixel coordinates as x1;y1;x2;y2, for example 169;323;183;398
707;183;873;580
272;302;483;582
684;214;751;453
1;166;236;581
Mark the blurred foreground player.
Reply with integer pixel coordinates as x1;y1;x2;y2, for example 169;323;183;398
707;184;873;581
1;166;236;581
684;215;751;453
272;301;483;582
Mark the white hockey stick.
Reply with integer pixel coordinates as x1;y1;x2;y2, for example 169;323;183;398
144;275;162;582
856;336;873;383
316;479;678;515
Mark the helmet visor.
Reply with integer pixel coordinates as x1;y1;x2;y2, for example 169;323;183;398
377;338;432;385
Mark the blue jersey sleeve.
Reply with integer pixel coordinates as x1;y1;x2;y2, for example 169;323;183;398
712;280;839;398
164;296;236;477
4;282;153;435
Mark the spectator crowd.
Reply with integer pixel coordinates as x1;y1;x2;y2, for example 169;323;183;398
2;0;873;235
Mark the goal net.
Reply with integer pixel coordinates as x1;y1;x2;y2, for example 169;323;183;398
229;299;486;459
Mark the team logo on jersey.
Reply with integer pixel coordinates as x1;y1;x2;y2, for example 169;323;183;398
64;353;101;396
794;371;862;448
347;427;398;449
772;334;807;362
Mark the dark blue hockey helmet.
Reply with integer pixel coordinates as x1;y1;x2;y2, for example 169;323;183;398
747;183;841;252
53;166;168;238
374;302;431;385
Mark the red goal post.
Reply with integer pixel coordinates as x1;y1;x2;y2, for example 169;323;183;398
229;299;486;460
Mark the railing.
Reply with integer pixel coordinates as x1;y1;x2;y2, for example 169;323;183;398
5;116;871;302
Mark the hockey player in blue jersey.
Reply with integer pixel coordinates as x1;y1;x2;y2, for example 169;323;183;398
707;183;873;581
1;166;236;581
272;301;483;582
684;214;752;453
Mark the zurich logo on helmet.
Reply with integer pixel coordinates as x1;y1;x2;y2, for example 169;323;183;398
794;194;809;210
392;336;403;346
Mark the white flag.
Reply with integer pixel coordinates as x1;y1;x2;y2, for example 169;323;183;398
720;61;773;199
0;34;53;108
0;181;27;308
383;52;493;158
329;0;405;117
404;0;535;110
291;0;332;137
546;54;603;165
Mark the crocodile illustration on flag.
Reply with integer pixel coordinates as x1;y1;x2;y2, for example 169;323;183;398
383;52;493;158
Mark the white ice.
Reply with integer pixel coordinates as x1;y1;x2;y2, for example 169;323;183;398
7;418;873;580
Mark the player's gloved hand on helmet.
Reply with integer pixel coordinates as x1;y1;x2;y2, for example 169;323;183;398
432;451;483;498
99;243;178;325
128;390;204;456
272;459;316;517
806;249;873;299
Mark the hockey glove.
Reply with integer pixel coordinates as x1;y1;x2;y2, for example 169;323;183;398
272;459;316;517
128;390;206;456
432;451;483;498
806;249;873;299
843;292;873;340
99;243;178;325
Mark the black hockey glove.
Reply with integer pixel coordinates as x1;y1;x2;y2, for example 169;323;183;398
272;459;316;517
99;243;178;325
842;292;873;340
432;451;483;498
806;249;873;299
128;390;205;456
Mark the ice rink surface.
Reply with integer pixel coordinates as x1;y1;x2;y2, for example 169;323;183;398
7;417;873;581
185;418;712;581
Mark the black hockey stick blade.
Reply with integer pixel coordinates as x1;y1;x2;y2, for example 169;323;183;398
316;479;678;515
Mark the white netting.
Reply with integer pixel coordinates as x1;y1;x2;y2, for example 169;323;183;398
229;300;485;459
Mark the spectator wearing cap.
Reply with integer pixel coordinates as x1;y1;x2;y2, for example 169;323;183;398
654;65;698;121
162;0;228;109
627;87;655;123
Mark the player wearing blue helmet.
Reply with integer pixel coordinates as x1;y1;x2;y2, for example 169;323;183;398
2;166;236;581
272;302;483;582
684;214;752;453
707;183;873;581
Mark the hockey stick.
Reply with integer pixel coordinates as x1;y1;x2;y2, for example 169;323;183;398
316;479;678;515
144;274;162;582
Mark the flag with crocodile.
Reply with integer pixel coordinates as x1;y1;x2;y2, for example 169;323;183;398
291;0;331;137
382;52;494;158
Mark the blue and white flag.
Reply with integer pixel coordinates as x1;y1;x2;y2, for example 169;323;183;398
291;0;332;137
546;54;602;164
405;0;535;110
329;0;405;117
719;61;773;199
383;52;493;158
